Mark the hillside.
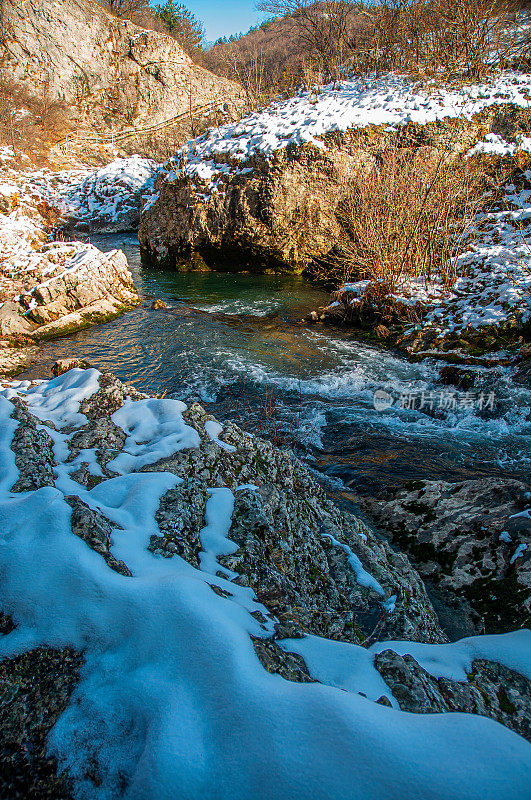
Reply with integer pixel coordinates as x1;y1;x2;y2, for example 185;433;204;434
0;0;245;165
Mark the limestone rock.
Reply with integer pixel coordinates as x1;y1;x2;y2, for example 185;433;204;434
9;400;56;492
2;369;529;794
363;477;531;633
374;650;531;742
139;108;523;273
1;0;244;138
0;201;140;374
66;496;132;576
0;647;82;800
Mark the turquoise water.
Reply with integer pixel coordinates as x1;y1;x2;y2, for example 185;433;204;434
21;233;531;495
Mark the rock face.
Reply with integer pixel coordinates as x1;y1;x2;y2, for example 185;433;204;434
362;477;531;634
140;144;352;271
138;107;529;272
0;242;139;337
374;650;531;742
1;0;244;134
0;193;140;375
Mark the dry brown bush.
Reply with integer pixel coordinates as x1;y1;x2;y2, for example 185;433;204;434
326;146;493;291
0;77;71;166
207;0;529;96
358;0;530;79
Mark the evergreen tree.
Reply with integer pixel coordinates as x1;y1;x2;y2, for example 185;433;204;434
155;1;205;54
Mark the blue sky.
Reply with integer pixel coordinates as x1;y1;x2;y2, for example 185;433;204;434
153;1;267;41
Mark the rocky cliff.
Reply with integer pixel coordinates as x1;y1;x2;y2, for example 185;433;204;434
0;0;244;142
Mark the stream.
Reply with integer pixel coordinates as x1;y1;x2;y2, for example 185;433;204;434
20;233;531;498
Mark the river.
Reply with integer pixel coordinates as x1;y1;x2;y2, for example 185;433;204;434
20;233;531;497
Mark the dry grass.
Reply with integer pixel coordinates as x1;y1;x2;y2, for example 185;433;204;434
325;146;494;291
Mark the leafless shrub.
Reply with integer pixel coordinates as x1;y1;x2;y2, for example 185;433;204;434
326;146;492;291
0;77;70;166
207;0;528;98
355;0;528;78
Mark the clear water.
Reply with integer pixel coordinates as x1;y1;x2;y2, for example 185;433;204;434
21;233;531;495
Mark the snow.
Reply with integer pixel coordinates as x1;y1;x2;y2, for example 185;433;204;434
321;531;385;596
380;594;397;613
10;155;159;230
1;368;100;428
204;419;237;452
198;487;238;575
0;369;530;799
465;132;531;158
282;629;531;710
510;543;528;564
0;182;18;197
108;398;201;474
370;629;531;682
422;187;531;334
281;634;397;705
170;71;531;190
0;145;15;163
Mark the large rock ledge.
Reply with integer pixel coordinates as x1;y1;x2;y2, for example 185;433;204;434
0;188;140;375
0;367;530;796
138;105;531;272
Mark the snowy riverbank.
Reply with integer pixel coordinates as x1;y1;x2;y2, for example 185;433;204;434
0;366;529;798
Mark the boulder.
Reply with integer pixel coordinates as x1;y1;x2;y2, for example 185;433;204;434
374;650;531;742
362;477;531;633
139;105;527;273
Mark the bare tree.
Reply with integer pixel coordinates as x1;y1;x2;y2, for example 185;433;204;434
257;0;359;79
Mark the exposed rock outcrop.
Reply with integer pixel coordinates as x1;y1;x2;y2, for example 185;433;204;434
0;193;140;375
0;647;82;800
0;0;244;149
1;367;529;796
374;650;531;741
362;477;531;634
139;104;531;272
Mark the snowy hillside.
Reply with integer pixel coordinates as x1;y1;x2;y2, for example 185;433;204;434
171;71;531;186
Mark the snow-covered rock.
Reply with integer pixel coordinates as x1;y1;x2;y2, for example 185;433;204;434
0;185;139;374
139;71;531;272
21;157;160;233
0;368;529;797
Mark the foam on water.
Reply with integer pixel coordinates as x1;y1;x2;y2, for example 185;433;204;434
17;234;531;484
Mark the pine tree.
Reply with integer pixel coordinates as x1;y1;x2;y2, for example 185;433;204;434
154;1;205;54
